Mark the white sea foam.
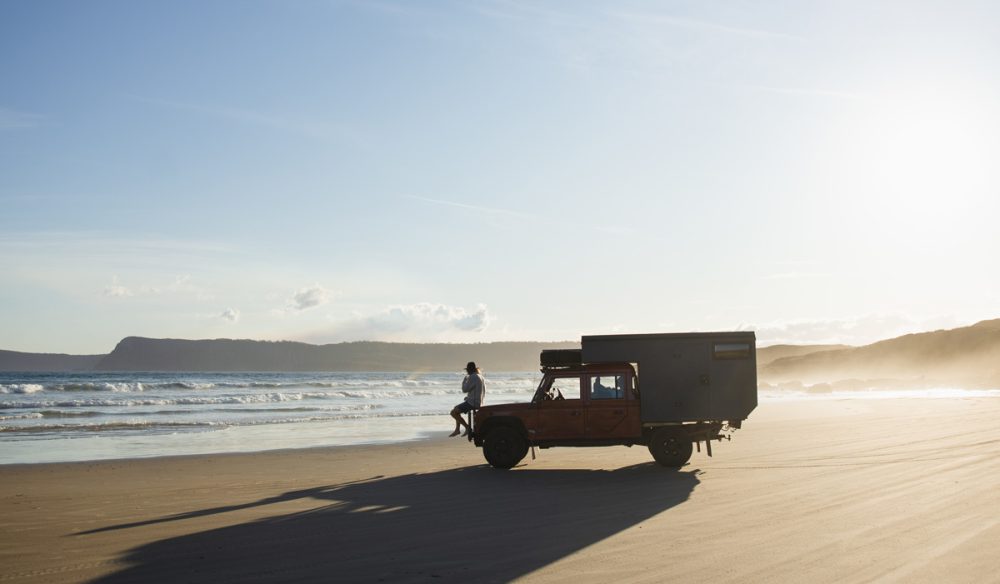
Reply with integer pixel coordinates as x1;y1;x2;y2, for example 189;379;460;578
0;384;45;394
0;392;388;409
43;382;147;392
0;409;447;434
0;412;44;421
0;378;534;394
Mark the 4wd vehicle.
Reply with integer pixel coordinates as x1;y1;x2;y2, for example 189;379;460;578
472;332;757;469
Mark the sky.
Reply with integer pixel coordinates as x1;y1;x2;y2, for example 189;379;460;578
2;0;999;354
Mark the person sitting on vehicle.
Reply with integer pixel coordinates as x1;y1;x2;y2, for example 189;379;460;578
592;376;615;399
450;361;485;437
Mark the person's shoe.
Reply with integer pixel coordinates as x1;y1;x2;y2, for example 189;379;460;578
448;430;461;437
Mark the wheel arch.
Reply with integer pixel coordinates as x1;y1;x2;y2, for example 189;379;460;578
476;416;528;444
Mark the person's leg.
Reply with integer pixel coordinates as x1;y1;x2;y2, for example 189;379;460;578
449;407;464;437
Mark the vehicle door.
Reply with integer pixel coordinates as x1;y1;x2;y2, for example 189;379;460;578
533;373;585;439
585;373;640;438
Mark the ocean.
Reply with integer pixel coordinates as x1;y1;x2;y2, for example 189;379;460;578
0;371;540;464
2;371;998;464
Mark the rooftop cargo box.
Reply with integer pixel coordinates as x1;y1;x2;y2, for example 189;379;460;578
581;331;757;423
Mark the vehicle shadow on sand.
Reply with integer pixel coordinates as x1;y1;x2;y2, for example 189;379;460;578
88;462;699;583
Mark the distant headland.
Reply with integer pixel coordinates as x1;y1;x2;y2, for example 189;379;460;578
2;319;998;388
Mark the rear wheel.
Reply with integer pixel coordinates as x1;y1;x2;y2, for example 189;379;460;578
483;426;527;469
648;427;693;468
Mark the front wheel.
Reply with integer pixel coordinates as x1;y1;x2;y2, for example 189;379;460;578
483;426;527;469
648;427;693;468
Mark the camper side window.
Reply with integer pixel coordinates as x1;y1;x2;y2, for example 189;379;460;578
714;342;751;359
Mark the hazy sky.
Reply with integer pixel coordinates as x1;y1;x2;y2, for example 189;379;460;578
2;0;998;353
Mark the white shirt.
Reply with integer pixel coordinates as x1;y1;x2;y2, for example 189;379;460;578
462;373;485;408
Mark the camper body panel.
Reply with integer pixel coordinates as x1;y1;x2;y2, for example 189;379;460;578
581;331;757;423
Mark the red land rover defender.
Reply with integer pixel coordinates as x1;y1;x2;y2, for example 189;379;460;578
472;332;757;469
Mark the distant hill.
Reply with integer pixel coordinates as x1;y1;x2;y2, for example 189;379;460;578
760;319;1000;388
0;350;105;372
756;344;850;367
3;320;999;386
94;337;580;372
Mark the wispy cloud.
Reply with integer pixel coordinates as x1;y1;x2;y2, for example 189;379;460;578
466;2;803;79
471;0;590;29
0;107;46;130
345;0;419;18
129;95;364;145
741;85;866;100
405;195;535;219
140;275;215;301
612;11;804;41
0;232;237;269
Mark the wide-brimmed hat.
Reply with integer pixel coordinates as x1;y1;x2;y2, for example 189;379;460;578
465;361;477;372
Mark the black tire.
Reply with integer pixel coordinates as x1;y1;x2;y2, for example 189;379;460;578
483;426;527;469
648;427;693;468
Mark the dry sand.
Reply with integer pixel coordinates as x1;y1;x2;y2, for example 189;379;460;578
2;397;999;583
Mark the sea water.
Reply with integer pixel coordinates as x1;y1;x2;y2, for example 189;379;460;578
0;371;540;464
2;371;998;464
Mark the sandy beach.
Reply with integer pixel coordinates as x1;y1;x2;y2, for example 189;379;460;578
2;397;999;583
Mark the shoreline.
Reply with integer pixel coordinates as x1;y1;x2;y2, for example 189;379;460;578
5;388;999;466
0;431;453;469
3;397;1000;583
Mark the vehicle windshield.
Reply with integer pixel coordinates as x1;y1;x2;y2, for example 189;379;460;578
532;373;582;402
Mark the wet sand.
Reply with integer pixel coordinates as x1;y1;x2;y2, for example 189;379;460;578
2;397;999;583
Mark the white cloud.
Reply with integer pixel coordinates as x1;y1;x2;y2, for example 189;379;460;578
368;302;493;333
220;308;240;323
288;285;331;311
305;302;494;342
103;276;133;298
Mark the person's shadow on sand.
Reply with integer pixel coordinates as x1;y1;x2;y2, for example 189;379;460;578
87;462;700;583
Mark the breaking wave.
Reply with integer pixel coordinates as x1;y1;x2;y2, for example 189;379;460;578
0;384;45;394
0;410;447;434
0;379;536;394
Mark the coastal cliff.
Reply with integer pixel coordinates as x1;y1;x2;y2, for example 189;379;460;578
94;337;580;372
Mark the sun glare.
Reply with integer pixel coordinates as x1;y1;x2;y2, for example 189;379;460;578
848;87;995;223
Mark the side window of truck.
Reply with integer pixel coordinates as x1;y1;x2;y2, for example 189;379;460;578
589;375;624;400
713;342;751;359
550;376;582;400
